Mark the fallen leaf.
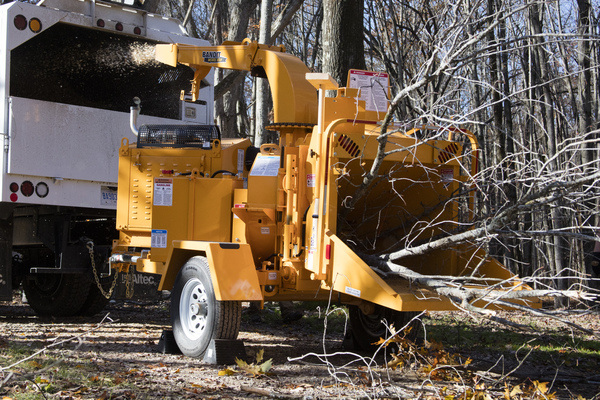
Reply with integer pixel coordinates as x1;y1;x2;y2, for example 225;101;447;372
256;348;264;363
258;358;273;374
218;368;235;376
508;384;523;398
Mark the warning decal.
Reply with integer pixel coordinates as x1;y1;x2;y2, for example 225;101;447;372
153;178;173;206
348;69;390;113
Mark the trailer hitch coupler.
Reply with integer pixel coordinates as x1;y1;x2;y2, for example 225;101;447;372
110;254;141;264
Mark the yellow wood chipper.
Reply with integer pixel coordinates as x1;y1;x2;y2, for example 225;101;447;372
111;39;528;361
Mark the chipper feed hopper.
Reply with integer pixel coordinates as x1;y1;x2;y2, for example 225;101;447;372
111;39;529;359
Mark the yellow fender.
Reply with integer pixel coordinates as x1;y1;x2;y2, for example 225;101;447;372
160;240;262;301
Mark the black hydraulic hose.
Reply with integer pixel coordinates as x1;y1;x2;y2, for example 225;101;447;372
210;170;235;178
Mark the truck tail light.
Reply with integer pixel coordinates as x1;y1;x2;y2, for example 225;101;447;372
115;22;123;31
134;26;141;35
14;15;27;30
97;19;106;28
21;181;34;197
9;182;19;193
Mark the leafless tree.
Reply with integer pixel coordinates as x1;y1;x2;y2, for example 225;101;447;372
335;0;600;321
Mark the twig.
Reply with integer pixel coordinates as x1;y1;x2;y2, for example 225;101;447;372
240;385;302;399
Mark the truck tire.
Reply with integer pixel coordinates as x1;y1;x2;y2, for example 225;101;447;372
171;256;241;358
23;273;90;317
349;305;418;351
77;277;111;316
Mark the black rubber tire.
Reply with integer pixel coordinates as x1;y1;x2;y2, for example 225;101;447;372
77;276;112;316
23;273;90;317
170;256;241;358
349;305;418;351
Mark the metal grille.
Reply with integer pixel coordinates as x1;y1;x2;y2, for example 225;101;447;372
137;125;221;148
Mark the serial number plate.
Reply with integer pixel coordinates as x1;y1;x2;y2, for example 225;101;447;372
100;186;117;206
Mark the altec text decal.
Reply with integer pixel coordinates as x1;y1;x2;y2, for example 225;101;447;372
203;51;226;63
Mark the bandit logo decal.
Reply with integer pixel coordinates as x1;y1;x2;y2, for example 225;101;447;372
202;51;226;63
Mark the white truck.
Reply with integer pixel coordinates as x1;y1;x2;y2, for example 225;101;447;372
0;0;213;316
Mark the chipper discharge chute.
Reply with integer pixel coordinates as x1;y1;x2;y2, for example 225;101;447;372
111;39;535;360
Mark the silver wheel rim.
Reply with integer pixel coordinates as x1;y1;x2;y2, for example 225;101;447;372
179;278;209;341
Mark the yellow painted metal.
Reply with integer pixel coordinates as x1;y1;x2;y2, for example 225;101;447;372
150;176;236;262
115;136;251;243
327;233;538;311
159;241;262;300
231;189;249;245
156;40;317;127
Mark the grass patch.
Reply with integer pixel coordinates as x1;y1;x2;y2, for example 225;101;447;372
0;340;137;399
302;304;348;334
424;313;600;369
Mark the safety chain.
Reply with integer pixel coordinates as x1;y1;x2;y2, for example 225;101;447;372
86;240;120;300
125;263;135;299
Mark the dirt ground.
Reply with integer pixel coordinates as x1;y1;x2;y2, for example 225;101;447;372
1;296;600;399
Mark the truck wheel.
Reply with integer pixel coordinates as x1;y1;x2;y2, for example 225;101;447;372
171;256;241;358
349;305;418;351
77;277;111;316
23;273;90;317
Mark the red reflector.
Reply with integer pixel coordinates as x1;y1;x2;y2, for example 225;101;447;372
14;14;27;30
325;244;331;260
21;181;34;197
10;193;18;202
9;182;19;193
97;19;105;28
134;26;141;35
115;22;123;31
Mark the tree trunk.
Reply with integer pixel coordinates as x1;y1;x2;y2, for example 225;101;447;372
577;0;593;169
528;1;567;302
255;0;274;146
322;0;365;86
215;0;258;138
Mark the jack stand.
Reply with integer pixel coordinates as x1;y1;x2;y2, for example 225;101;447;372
202;339;246;365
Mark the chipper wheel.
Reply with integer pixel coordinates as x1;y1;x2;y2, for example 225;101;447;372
349;305;418;351
171;256;242;358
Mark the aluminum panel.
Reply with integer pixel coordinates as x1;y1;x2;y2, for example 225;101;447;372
7;97;172;182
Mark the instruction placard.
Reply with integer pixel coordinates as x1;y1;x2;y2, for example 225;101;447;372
153;178;173;206
347;69;390;113
249;155;280;177
151;229;167;248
